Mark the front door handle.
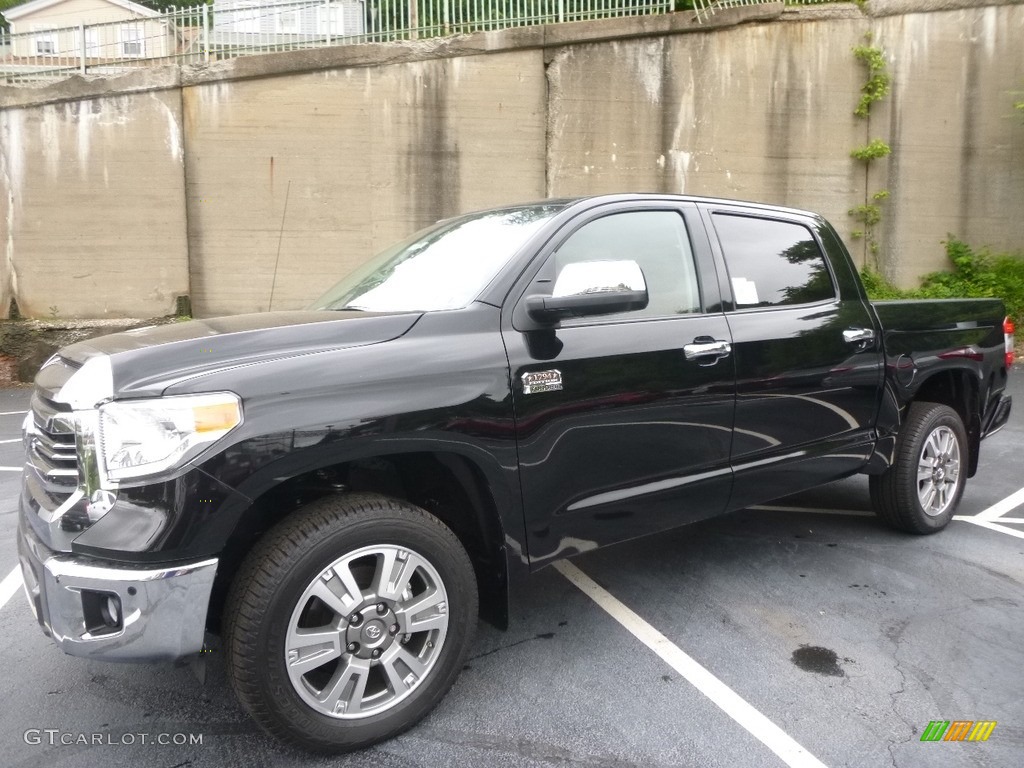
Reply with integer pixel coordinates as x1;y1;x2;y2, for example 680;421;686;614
683;338;732;362
843;327;875;346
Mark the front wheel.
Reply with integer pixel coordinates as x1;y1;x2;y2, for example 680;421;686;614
870;402;968;534
223;493;478;753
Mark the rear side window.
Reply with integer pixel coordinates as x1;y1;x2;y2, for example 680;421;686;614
712;214;835;308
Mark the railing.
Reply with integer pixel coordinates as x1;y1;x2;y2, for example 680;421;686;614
693;0;847;23
0;0;849;85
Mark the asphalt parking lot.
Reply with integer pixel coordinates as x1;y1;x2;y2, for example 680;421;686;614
1;378;1022;768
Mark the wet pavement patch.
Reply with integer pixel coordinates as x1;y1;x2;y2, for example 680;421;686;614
791;645;845;677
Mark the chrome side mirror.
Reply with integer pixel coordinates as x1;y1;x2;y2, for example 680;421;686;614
526;260;649;323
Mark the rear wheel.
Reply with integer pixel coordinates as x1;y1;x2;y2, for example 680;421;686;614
224;493;477;753
870;402;967;534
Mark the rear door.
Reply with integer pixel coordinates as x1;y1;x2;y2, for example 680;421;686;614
501;201;737;566
701;205;884;510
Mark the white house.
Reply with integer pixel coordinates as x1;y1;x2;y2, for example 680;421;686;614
4;0;175;60
211;0;365;46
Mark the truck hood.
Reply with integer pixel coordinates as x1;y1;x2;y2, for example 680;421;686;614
43;310;422;400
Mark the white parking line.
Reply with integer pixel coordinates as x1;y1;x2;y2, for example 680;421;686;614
555;560;829;768
0;467;22;472
0;567;24;611
959;519;1024;540
971;486;1024;521
0;438;22;444
0;410;27;416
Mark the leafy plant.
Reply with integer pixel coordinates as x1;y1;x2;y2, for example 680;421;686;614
861;237;1024;323
859;266;907;300
851;139;892;161
849;36;893;266
849;204;882;229
853;39;891;118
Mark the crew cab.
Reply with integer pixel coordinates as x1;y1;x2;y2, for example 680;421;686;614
17;194;1013;752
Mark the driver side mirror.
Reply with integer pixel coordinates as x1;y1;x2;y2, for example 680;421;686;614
526;260;648;324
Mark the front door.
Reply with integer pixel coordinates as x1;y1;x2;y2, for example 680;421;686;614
502;203;737;566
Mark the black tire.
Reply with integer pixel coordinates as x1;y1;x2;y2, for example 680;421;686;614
223;492;477;753
870;402;968;534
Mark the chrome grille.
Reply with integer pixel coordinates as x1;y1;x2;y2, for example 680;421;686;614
26;393;79;497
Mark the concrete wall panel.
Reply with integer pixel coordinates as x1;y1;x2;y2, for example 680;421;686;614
2;3;1023;317
547;19;869;258
184;50;546;316
877;4;1024;285
0;91;189;318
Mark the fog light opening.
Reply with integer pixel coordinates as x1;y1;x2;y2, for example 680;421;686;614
102;595;120;626
82;590;124;635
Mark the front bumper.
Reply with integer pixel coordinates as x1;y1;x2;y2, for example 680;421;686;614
17;516;218;662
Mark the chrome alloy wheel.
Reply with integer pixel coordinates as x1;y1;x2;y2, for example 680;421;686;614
917;425;962;517
284;545;450;719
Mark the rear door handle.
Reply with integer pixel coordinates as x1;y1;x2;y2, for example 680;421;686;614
683;338;732;362
843;328;875;346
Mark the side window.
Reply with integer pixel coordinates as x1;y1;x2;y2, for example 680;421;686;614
553;211;700;319
712;214;836;308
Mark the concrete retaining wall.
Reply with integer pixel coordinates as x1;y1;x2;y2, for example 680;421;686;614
875;3;1024;285
1;1;1022;317
0;89;190;318
546;18;868;251
183;52;546;315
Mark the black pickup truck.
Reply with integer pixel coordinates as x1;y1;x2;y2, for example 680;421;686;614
17;194;1013;752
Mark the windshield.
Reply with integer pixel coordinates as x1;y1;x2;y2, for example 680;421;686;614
311;205;564;312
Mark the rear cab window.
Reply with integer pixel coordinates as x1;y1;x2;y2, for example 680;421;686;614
710;213;836;309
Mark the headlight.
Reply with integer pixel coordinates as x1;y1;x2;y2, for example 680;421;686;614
98;393;242;482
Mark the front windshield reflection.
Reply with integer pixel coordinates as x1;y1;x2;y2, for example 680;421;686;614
312;205;563;313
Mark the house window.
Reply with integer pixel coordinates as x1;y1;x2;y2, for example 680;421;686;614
280;11;299;32
85;28;101;58
32;26;57;56
120;26;145;57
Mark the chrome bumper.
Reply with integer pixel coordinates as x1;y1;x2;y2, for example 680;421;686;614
17;517;218;662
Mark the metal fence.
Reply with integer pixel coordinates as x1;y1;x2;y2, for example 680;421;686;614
0;0;846;85
693;0;842;21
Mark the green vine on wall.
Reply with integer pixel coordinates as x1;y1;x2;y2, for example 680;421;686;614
852;39;892;119
849;34;893;265
850;139;891;162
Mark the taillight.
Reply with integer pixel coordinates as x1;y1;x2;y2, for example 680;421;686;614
1004;316;1015;368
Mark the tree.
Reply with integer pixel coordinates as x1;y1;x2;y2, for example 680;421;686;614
1;0;23;30
137;0;212;11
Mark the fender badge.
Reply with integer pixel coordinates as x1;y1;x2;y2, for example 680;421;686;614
522;369;563;395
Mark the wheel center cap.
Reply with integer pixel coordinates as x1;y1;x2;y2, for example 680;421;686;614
345;603;400;659
362;620;387;647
